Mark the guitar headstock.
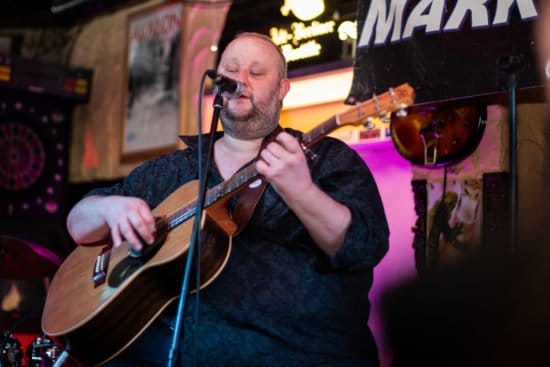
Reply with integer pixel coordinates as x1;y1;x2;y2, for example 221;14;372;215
337;83;416;127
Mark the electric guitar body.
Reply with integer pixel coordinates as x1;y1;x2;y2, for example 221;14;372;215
390;99;487;167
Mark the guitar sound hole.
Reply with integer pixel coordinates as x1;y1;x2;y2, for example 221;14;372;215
108;234;166;287
108;257;144;288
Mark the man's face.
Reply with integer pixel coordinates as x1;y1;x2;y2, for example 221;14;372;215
217;36;290;140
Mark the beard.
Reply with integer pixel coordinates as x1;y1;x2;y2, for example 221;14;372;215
220;92;281;140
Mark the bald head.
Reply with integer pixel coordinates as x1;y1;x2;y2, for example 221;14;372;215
223;32;288;80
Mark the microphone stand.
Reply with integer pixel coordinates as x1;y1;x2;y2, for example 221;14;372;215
167;91;223;367
498;55;523;252
508;69;518;251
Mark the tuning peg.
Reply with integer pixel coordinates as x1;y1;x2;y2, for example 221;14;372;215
395;105;408;118
364;117;375;129
372;93;380;112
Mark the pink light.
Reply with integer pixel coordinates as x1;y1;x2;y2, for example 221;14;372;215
352;140;418;367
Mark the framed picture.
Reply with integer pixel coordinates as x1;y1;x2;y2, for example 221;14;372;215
425;178;483;267
121;1;183;161
412;173;511;274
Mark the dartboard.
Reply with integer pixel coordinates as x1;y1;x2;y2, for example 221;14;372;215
0;121;46;191
0;93;70;220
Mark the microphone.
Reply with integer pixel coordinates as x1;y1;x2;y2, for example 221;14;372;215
206;69;243;99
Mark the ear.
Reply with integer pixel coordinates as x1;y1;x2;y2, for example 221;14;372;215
278;78;290;100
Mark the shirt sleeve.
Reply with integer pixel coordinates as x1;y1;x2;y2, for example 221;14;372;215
85;162;151;200
84;150;198;209
311;137;389;271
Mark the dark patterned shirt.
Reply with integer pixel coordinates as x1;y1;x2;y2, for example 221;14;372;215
94;129;389;367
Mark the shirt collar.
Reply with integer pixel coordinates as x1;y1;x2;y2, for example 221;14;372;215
178;131;224;150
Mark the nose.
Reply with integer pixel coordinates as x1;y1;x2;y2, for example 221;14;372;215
236;69;249;86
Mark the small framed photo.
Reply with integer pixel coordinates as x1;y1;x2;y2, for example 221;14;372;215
121;1;183;161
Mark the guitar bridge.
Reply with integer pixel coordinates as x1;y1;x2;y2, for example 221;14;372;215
93;248;111;287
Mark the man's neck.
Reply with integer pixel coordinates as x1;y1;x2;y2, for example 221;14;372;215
218;134;263;156
214;134;263;179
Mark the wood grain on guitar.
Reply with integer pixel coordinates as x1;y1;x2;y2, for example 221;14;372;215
41;83;415;366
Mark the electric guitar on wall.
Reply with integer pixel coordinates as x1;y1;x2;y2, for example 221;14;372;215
390;99;487;167
41;84;415;367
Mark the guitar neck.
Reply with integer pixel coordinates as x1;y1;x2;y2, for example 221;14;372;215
164;163;257;229
165;83;415;229
301;116;339;147
302;85;414;148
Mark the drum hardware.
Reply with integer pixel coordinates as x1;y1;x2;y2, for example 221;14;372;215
0;235;66;366
0;332;71;367
26;334;63;367
0;331;23;367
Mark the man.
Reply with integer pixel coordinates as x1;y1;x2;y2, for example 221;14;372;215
66;32;389;366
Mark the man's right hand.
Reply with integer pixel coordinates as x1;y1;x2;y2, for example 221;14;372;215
99;196;156;250
67;195;156;251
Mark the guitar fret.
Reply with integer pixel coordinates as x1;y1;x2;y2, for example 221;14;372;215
168;206;195;229
212;183;223;200
222;182;233;195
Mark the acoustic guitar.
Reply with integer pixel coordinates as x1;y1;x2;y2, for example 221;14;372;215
390;99;487;167
41;84;415;367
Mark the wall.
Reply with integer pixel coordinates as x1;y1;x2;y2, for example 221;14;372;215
68;0;230;182
353;140;417;367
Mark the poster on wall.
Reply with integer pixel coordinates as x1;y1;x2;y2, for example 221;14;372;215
346;0;541;105
426;179;482;267
121;2;183;161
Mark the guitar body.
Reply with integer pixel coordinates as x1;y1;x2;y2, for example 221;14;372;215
41;181;233;367
390;100;486;167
